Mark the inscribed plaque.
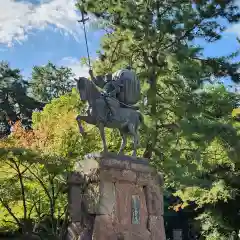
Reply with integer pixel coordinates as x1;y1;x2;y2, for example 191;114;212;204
131;195;140;224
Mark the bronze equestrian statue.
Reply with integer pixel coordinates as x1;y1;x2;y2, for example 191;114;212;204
75;67;143;156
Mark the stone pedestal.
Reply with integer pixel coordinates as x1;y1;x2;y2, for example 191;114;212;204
67;153;166;240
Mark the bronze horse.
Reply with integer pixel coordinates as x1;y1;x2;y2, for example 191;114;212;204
75;77;143;156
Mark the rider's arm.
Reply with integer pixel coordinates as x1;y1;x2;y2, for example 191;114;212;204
89;69;105;88
89;69;94;80
114;81;121;93
108;83;121;97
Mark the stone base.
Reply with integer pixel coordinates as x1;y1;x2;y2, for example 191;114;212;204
67;153;166;240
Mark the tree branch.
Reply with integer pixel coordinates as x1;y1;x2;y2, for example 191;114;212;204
0;197;22;227
22;164;52;205
110;39;123;69
164;7;223;50
10;159;27;224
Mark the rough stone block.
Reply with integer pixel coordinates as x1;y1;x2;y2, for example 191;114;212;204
100;158;131;170
84;183;100;214
115;182;148;227
114;225;151;240
100;169;137;183
150;171;164;186
68;185;83;221
149;216;166;240
100;169;121;181
115;182;133;225
122;169;137;182
74;157;100;175
151;185;164;216
121;230;151;240
66;222;83;238
145;185;164;216
67;153;165;240
97;181;116;215
130;231;151;240
136;172;152;185
130;162;152;173
92;215;115;240
68;172;84;185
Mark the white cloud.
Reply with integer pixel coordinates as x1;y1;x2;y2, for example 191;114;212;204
227;24;240;37
226;0;240;36
0;0;93;46
59;57;89;77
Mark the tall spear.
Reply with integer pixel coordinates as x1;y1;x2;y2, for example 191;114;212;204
77;5;91;69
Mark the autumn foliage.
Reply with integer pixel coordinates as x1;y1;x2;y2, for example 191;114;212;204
10;121;35;148
0;121;45;151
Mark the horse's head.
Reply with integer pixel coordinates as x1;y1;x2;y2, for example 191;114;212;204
74;76;100;103
75;77;88;101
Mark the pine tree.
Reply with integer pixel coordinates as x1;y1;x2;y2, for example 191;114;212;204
76;0;240;238
30;62;75;103
0;62;43;138
77;0;240;158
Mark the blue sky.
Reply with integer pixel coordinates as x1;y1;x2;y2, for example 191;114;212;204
0;0;104;78
0;28;103;77
0;0;240;84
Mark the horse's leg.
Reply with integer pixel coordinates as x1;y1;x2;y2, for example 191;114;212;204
76;115;96;136
98;123;108;153
128;123;138;157
76;115;85;135
118;130;127;154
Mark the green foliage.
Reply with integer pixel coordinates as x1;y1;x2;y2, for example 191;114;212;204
30;62;75;103
0;148;69;238
75;0;240;238
0;61;43;137
31;88;102;158
163;85;240;237
78;0;240;82
77;0;240;163
0;0;240;238
0;87;136;237
31;87;137;157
